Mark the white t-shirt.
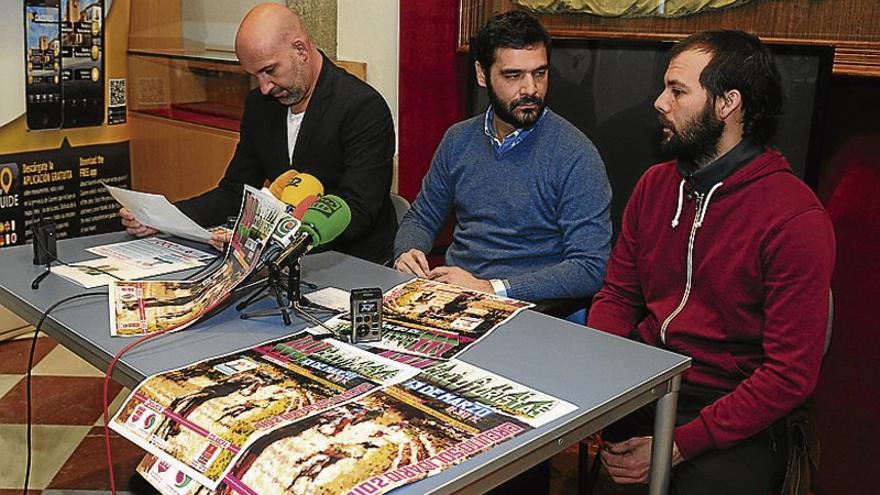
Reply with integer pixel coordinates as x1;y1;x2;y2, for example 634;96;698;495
287;110;305;163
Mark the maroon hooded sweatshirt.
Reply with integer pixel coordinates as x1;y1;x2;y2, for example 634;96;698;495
588;146;835;460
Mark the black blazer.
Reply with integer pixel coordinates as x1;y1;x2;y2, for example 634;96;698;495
178;53;397;263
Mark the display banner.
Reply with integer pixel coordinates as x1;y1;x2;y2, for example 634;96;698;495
0;138;128;248
1;0;131;249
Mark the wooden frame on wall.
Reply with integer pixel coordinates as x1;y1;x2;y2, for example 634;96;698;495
458;0;880;77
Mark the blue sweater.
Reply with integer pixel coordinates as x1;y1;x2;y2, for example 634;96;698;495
394;110;612;302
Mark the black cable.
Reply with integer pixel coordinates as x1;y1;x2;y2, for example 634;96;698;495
23;291;106;495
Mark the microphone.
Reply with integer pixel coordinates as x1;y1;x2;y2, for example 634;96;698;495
257;213;302;267
275;195;351;263
280;173;323;220
237;196;352;326
267;169;300;199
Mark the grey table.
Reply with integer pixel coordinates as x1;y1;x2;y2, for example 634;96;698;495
0;232;690;495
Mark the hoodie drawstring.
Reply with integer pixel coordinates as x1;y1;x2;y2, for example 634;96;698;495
671;179;686;228
661;181;723;344
696;182;723;227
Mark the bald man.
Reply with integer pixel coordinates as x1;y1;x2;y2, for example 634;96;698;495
120;4;397;263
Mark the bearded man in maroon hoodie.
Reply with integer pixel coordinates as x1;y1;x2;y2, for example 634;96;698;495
588;31;835;494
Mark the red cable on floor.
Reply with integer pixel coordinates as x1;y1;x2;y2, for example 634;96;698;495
103;328;172;495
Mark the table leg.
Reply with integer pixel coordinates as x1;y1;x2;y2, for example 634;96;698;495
648;374;681;495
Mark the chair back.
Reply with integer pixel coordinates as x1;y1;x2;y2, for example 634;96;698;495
390;193;411;225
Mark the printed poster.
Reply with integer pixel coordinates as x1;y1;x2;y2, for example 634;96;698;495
111;332;417;489
325;279;534;360
107;186;291;336
135;358;575;495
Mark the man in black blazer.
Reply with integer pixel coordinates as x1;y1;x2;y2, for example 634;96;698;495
120;4;397;263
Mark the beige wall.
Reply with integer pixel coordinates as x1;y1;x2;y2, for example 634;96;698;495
0;7;25;127
337;0;399;144
182;0;283;51
177;0;399;138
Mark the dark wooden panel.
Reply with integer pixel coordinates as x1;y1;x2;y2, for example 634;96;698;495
460;0;880;76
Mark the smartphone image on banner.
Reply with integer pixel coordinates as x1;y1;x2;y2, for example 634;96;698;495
61;0;103;127
24;0;62;130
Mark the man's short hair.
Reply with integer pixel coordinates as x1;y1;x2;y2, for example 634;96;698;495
471;10;552;73
670;30;783;145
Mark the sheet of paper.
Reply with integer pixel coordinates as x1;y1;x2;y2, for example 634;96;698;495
88;237;216;267
304;286;350;313
105;185;212;242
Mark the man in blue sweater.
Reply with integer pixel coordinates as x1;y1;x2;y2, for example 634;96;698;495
394;11;612;306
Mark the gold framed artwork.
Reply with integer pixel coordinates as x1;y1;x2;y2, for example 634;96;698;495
459;0;880;77
513;0;754;18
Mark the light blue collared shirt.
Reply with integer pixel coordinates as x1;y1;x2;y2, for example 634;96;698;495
483;106;547;155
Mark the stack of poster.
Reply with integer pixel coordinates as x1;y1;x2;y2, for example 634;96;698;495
324;279;534;360
107;185;295;336
111;332;418;489
127;345;575;495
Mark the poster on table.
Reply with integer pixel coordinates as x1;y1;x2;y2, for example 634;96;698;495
323;279;534;360
134;358;575;495
107;185;292;336
111;331;418;490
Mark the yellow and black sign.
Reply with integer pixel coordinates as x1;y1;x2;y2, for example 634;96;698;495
0;138;129;247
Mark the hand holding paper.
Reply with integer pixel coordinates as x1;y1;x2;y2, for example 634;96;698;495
107;185;212;242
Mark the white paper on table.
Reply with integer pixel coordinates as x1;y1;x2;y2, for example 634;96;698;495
105;185;212;242
305;286;350;313
87;237;216;266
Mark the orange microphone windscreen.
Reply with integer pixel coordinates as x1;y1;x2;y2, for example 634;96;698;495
268;169;300;198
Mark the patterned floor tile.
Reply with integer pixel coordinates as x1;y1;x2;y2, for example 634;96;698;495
0;489;41;495
0;337;58;374
0;376;123;425
0;374;22;399
0;304;29;332
0;424;91;489
94;388;131;427
0;326;34;342
33;346;103;378
47;426;145;491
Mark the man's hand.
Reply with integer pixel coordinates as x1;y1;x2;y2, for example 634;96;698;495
429;266;493;294
600;436;684;485
209;229;232;252
119;207;157;237
601;436;653;484
394;249;430;278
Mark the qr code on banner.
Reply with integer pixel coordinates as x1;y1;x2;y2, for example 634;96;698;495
109;78;126;107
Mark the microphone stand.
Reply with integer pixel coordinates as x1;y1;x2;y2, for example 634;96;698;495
236;235;336;332
237;259;292;325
